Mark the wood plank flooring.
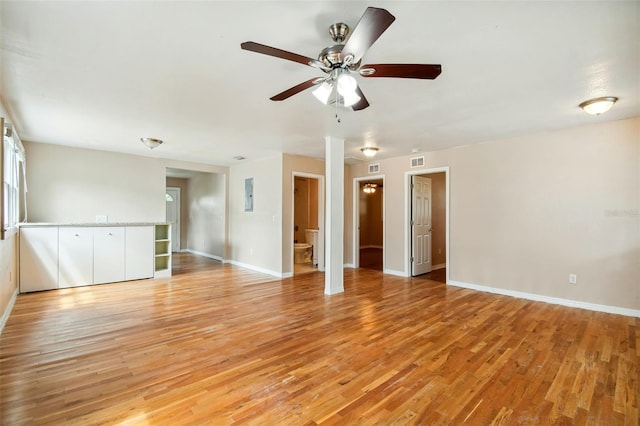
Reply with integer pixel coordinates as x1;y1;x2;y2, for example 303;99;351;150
1;253;638;425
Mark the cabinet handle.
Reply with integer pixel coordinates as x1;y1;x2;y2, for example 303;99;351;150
108;233;112;236
75;234;79;237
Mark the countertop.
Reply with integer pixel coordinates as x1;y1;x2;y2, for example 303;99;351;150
19;222;167;227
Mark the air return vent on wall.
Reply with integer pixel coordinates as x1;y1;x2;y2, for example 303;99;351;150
368;163;380;174
410;156;425;168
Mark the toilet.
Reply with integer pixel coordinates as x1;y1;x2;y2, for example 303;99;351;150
294;243;312;263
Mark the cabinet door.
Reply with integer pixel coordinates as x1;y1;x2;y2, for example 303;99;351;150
59;227;93;288
125;226;154;280
94;227;125;284
19;227;59;292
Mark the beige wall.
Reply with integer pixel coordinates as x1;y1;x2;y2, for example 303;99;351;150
430;172;446;267
187;172;225;257
347;117;640;310
166;177;189;249
229;154;283;274
293;177;309;242
309;178;319;229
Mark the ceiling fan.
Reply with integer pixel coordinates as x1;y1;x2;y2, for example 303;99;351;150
240;7;442;111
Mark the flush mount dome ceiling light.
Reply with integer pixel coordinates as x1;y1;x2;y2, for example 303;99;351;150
141;137;163;149
579;96;618;115
361;146;379;157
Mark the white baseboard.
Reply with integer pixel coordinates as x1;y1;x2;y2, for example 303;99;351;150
0;288;18;334
449;280;640;318
384;268;408;277
184;249;223;262
225;260;285;279
344;263;355;268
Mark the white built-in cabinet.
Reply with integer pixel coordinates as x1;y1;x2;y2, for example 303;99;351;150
93;227;126;284
20;224;166;293
59;227;94;288
19;227;59;292
126;226;155;280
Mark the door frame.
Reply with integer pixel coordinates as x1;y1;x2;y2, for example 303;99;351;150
404;167;449;283
166;186;181;252
352;174;385;269
291;172;325;273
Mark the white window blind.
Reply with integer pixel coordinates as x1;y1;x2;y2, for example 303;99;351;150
2;120;26;239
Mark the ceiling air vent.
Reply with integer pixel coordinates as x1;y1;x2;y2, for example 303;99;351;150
368;163;380;174
410;156;425;168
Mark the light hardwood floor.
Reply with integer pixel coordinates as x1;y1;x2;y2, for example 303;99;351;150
1;253;638;424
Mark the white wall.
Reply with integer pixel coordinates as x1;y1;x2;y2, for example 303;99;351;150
347;117;640;311
0;97;18;327
229;155;283;275
187;172;225;258
25;142;166;223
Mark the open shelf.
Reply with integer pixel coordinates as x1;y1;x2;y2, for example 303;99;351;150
154;224;171;277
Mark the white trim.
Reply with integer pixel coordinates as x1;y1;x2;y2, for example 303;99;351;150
344;263;355;268
0;288;18;334
352;174;385;270
449;280;640;318
291;172;325;276
184;249;223;262
405;167;450;283
432;263;446;271
384;268;408;277
226;259;286;279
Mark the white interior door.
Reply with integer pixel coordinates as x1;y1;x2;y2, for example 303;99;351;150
411;175;432;276
166;187;180;252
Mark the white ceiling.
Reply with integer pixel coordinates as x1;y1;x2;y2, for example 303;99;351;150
1;1;638;166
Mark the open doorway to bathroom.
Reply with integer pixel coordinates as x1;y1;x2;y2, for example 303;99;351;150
293;175;321;275
353;175;385;271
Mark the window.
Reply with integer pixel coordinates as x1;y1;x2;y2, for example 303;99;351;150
2;119;25;239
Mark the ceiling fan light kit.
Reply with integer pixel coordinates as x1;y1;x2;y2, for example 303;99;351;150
579;96;618;115
241;6;442;111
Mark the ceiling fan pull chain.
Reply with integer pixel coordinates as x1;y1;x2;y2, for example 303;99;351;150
335;87;341;123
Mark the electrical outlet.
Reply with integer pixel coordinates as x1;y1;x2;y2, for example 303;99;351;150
569;274;577;284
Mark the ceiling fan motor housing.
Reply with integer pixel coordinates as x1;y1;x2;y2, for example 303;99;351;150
318;23;361;71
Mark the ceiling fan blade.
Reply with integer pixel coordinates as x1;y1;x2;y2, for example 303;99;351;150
340;7;395;64
241;41;326;69
360;64;442;79
351;86;369;111
270;78;323;101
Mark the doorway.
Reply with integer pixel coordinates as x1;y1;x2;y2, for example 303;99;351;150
353;175;385;270
292;173;324;275
406;167;449;282
166;187;181;252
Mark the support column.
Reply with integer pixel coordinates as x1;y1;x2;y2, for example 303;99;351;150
324;136;344;295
